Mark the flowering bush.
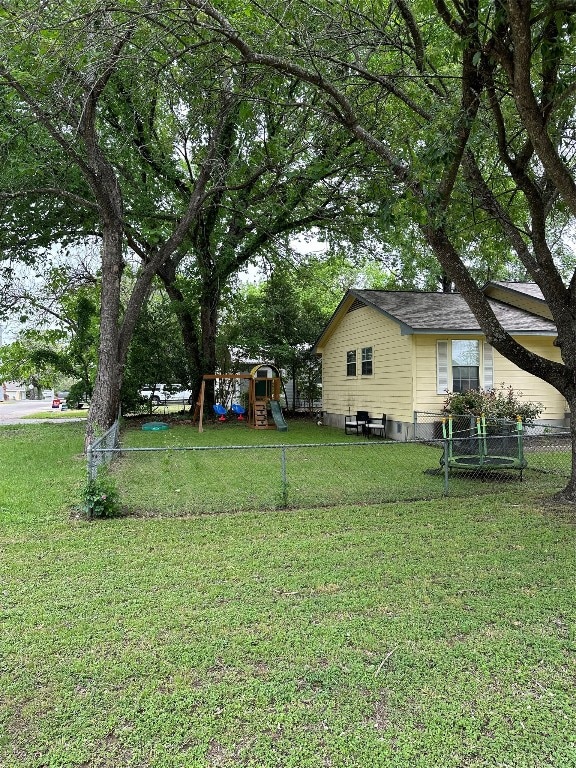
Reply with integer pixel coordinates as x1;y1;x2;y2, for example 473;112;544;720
81;472;121;519
443;385;543;424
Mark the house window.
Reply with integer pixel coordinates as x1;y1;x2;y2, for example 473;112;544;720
361;346;373;375
451;340;479;392
346;350;357;376
437;340;492;394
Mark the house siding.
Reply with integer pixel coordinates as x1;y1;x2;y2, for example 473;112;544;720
492;336;565;420
316;288;566;438
414;334;565;421
3;381;27;401
320;305;413;427
484;286;552;319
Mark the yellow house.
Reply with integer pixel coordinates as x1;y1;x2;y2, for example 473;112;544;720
314;282;566;439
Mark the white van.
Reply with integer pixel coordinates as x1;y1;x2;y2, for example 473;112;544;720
139;384;194;405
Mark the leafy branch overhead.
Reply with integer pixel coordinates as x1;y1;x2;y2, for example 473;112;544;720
181;0;576;499
0;2;382;431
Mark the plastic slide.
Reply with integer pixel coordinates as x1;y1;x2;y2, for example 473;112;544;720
269;399;288;432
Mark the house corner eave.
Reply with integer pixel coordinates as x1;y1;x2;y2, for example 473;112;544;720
311;291;358;353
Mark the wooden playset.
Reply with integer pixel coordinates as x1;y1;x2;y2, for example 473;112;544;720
194;364;287;432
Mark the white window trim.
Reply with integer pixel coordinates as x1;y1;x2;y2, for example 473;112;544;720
346;349;357;377
437;341;449;394
436;340;492;394
361;346;373;376
482;342;493;389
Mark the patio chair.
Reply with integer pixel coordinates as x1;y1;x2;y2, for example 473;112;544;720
345;410;369;435
366;414;387;439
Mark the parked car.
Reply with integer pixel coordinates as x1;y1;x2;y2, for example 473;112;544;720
139;383;194;406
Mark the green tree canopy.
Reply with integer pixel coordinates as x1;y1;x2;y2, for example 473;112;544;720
185;0;576;498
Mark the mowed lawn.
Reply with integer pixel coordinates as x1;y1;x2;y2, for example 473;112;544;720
116;419;452;513
1;422;575;767
115;419;568;514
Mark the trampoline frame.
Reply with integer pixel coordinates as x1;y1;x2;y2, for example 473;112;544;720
441;414;527;478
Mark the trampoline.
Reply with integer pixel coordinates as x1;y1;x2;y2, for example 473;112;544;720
142;421;169;431
440;415;527;479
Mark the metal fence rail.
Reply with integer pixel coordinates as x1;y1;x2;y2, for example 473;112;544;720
414;410;570;441
107;440;445;514
88;429;573;515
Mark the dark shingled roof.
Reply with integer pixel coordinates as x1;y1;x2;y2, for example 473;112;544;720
351;290;557;334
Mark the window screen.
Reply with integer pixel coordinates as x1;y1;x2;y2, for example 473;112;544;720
451;340;479;392
346;350;357;376
361;346;373;375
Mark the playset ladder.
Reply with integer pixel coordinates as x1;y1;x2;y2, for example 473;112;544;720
253;401;268;429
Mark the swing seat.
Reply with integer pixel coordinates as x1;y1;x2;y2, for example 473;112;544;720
213;403;228;421
231;403;246;420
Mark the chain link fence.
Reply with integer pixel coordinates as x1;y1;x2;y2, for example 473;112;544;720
88;425;572;515
414;411;474;441
414;410;570;440
86;419;120;480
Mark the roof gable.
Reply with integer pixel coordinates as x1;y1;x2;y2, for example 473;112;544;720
485;281;544;300
483;281;552;319
314;287;557;351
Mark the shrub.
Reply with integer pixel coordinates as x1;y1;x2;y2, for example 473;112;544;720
81;471;121;519
67;380;89;409
443;385;543;424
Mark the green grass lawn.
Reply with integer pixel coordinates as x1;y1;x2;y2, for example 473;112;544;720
116;420;447;513
24;408;88;419
1;422;575;767
115;419;567;515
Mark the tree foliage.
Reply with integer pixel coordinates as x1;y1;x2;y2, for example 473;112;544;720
184;0;576;497
121;289;190;412
0;1;385;429
0;333;58;395
226;271;317;406
4;1;576;497
0;275;99;402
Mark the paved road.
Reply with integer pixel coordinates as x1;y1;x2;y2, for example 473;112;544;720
0;399;82;424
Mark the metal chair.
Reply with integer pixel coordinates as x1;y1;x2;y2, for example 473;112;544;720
366;414;387;438
345;410;369;435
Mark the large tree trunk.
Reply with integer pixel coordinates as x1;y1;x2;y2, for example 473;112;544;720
86;223;124;446
158;271;203;409
422;222;576;499
200;282;220;410
556;393;576;502
170;297;203;409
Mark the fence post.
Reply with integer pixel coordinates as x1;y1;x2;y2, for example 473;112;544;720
443;438;450;494
113;418;120;452
280;446;288;508
86;443;95;481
